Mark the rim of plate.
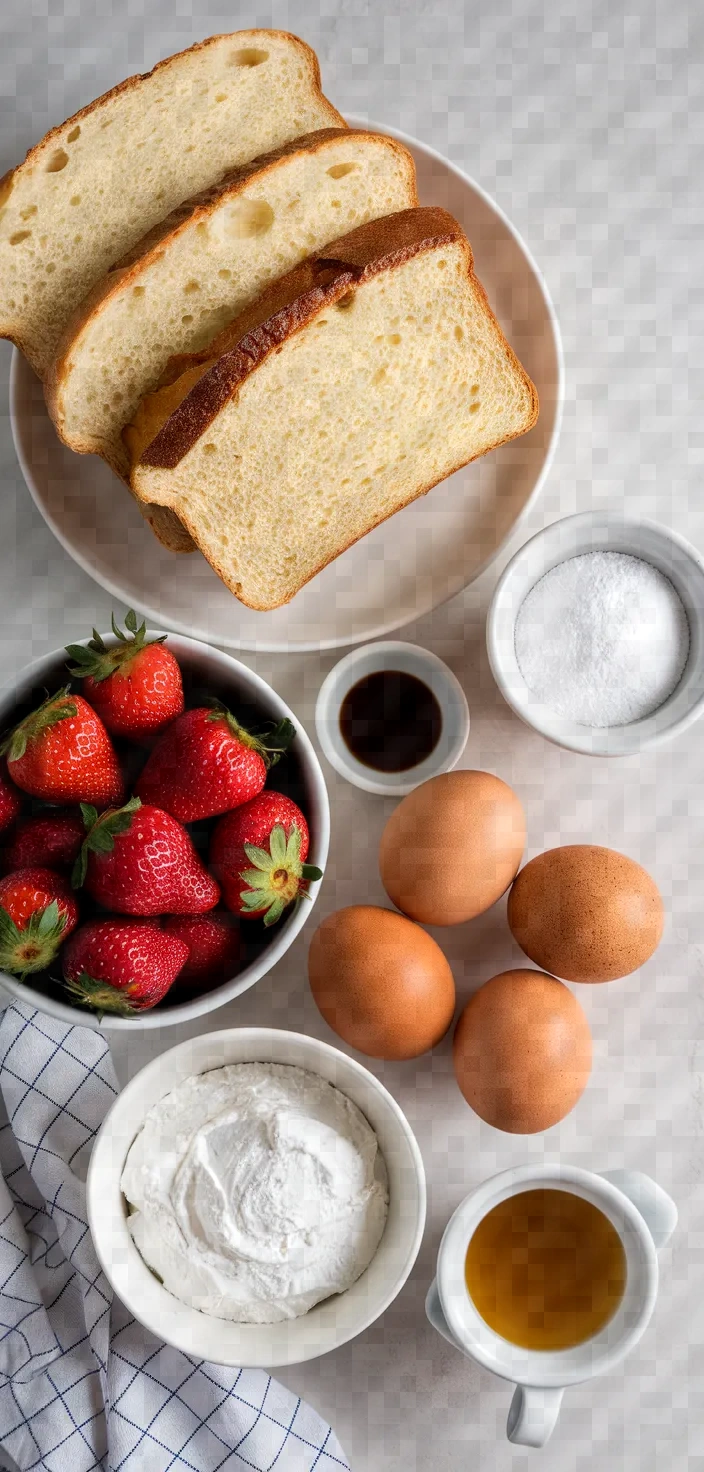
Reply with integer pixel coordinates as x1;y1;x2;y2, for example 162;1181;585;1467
10;119;564;654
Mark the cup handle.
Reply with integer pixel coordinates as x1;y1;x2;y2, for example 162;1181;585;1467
507;1386;564;1447
600;1169;678;1252
425;1277;463;1350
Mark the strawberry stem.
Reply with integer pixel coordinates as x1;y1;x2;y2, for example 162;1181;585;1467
65;609;166;684
72;795;142;888
204;702;295;769
63;971;138;1018
0;688;76;763
0;899;68;976
238;824;323;926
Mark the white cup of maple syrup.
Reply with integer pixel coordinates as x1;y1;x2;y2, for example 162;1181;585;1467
426;1163;677;1447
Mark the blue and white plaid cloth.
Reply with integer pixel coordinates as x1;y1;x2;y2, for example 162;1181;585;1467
0;1001;350;1472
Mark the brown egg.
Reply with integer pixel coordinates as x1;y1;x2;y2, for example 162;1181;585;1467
379;770;526;926
453;969;592;1133
308;904;456;1059
507;845;664;984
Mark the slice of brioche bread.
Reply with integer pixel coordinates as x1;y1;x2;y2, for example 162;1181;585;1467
46;129;417;486
126;208;539;610
0;31;344;379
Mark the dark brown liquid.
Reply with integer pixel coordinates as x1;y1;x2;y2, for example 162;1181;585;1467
464;1188;627;1351
339;669;442;773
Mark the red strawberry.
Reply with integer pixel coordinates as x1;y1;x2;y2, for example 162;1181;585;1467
74;797;220;915
62;918;188;1016
135;705;295;823
0;866;79;975
210;792;322;927
3;813;85;873
162;913;241;987
0;765;22;833
1;688;124;808
65;610;184;743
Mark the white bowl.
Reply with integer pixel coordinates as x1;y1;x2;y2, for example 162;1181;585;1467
86;1026;427;1367
315;641;470;796
0;631;329;1030
486;512;704;756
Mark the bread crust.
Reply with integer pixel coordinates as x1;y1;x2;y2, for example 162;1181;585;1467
128;207;539;607
131;208;466;469
141;504;195;554
0;29;345;361
45;128;416;449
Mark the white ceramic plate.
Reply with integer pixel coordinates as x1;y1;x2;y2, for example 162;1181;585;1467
10;120;563;653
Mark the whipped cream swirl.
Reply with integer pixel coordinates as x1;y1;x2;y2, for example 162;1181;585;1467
121;1062;389;1323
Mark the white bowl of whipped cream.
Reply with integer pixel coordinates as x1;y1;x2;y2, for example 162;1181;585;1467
87;1026;426;1366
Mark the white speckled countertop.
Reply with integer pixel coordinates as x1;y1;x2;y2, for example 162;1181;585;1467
1;2;702;1467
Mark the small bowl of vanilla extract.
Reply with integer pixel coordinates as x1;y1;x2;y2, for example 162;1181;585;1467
315;641;470;796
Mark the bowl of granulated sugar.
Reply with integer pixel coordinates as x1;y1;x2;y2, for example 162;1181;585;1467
487;512;704;755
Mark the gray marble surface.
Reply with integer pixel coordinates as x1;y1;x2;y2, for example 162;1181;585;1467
1;1;703;1467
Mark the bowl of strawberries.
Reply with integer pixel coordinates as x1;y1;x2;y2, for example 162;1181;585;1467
0;612;329;1029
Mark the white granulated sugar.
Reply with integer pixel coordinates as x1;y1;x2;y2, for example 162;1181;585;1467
514;551;690;727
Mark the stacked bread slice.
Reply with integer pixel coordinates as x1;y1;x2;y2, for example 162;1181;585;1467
0;32;345;378
126;209;539;609
46;129;417;526
4;29;539;602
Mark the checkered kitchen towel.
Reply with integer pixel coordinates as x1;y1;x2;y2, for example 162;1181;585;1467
0;1001;351;1472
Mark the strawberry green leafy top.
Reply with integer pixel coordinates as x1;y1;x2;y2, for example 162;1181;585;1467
65;609;167;683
